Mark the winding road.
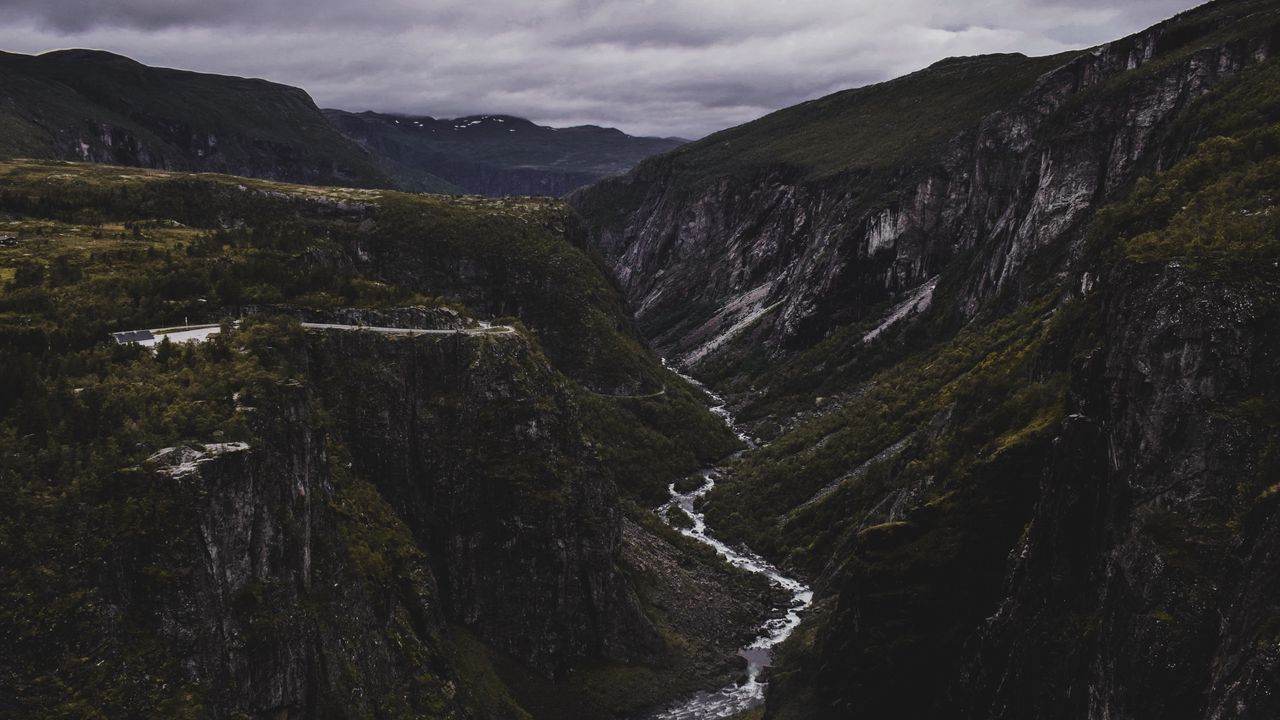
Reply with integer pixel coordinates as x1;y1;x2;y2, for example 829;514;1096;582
299;322;515;336
121;320;515;347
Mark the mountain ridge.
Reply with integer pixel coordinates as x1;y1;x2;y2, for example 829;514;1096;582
0;49;681;197
323;108;685;196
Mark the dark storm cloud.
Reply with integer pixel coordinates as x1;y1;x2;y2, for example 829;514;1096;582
0;0;1206;138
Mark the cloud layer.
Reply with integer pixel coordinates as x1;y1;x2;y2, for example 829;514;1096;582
0;0;1201;137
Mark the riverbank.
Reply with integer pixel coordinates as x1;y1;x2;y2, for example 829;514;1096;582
639;370;814;719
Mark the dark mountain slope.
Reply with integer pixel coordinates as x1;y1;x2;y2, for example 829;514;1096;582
0;161;741;718
572;0;1279;383
764;108;1280;719
0;49;683;198
325;110;685;196
571;0;1280;717
0;49;391;187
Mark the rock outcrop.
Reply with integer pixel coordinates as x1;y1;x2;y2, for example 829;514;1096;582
949;262;1280;719
570;1;1280;718
307;328;659;676
108;327;658;718
573;4;1275;370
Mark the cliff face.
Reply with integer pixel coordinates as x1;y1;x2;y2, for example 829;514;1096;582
573;4;1275;370
140;386;481;719
766;259;1280;719
0;163;738;719
950;262;1280;719
570;1;1280;718
117;327;655;718
307;329;658;675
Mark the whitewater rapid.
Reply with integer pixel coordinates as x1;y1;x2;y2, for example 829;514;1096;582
648;373;813;719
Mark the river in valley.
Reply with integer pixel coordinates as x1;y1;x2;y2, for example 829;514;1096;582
648;373;813;719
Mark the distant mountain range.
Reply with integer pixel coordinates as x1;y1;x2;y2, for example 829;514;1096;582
0;49;682;196
325;110;685;196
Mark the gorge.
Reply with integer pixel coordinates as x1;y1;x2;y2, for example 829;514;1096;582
2;0;1280;718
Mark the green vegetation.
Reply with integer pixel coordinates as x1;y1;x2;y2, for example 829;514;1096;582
666;52;1075;185
0;317;304;717
0;49;389;187
0;159;738;717
577;389;740;505
705;293;1084;572
443;626;535;720
0;164;444;352
774;437;1050;719
1117;130;1280;268
1072;55;1280;277
0;159;734;497
574;51;1077;230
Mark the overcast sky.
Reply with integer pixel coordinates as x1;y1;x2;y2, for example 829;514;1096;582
0;0;1202;138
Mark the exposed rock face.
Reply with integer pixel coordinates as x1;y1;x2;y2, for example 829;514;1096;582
1207;491;1280;720
773;260;1280;720
571;3;1280;719
307;329;659;675
137;385;481;719
951;263;1280;719
147;395;333;717
128;328;656;717
754;213;1280;719
574;14;1274;368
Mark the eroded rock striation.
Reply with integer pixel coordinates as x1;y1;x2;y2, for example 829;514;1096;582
572;1;1280;718
574;4;1274;369
128;328;657;718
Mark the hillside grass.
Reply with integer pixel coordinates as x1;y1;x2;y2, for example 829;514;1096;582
0;50;390;187
0;159;741;716
704;292;1086;572
0;158;734;494
1087;59;1280;274
669;52;1076;185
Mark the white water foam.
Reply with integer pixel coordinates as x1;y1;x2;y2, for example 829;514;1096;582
646;366;813;719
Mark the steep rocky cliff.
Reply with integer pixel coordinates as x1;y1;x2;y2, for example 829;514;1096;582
949;261;1280;720
307;328;659;675
573;0;1277;381
0;163;740;718
55;322;655;718
137;377;497;720
763;254;1280;719
570;0;1280;717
